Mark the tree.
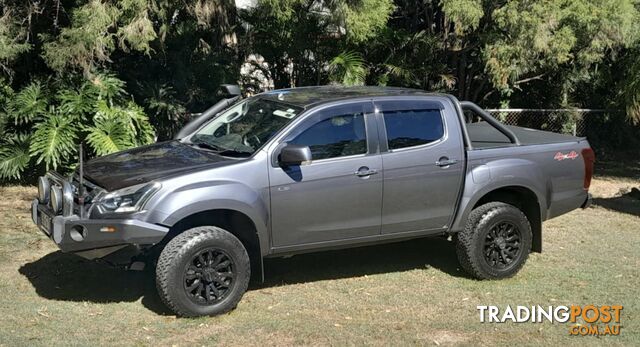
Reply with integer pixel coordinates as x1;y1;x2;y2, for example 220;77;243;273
355;0;640;107
329;51;367;86
0;4;30;78
620;48;640;124
238;0;394;88
1;0;640;182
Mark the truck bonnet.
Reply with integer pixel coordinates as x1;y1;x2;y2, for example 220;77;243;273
82;141;232;191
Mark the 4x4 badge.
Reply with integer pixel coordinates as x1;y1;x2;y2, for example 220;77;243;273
554;151;579;161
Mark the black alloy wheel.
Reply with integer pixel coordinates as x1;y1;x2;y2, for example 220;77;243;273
482;221;522;270
156;226;250;317
183;248;235;304
455;202;532;280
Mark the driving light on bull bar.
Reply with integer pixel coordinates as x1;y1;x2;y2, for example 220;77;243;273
96;182;161;213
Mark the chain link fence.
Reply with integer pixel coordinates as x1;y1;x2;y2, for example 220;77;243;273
484;109;612;137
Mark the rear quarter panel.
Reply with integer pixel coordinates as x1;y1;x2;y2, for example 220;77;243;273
451;139;591;232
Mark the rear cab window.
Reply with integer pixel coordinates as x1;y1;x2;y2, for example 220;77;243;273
376;99;445;150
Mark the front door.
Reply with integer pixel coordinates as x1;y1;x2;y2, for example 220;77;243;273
269;101;382;247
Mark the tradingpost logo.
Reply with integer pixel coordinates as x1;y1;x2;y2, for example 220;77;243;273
477;305;623;336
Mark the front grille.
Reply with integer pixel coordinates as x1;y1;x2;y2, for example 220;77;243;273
70;174;107;217
71;174;104;204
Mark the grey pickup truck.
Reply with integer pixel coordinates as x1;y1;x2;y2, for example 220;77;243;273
31;86;594;317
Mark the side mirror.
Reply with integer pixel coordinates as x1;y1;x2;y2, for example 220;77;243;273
279;144;312;166
219;84;242;97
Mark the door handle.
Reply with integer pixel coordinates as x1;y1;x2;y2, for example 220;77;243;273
435;158;458;167
355;167;378;177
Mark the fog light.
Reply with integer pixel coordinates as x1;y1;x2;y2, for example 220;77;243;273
50;185;62;213
38;176;50;204
70;225;87;242
62;181;74;217
100;226;117;233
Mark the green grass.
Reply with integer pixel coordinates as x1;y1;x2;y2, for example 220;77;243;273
0;175;638;346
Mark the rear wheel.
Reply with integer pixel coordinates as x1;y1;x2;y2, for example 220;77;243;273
156;226;250;317
455;202;532;280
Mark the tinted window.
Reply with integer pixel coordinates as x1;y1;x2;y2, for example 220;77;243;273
383;109;444;149
290;113;367;160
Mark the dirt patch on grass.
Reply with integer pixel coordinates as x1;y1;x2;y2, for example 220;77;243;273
590;176;639;198
590;175;640;217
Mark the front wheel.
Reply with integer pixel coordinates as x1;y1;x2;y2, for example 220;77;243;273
455;202;532;280
155;226;250;317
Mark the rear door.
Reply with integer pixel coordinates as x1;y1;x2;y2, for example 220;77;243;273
374;98;465;234
268;101;383;247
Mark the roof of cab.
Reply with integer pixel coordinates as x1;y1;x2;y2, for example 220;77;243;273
255;85;441;108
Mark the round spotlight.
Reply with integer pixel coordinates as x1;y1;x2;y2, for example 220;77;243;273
62;181;74;216
38;176;50;204
50;185;62;214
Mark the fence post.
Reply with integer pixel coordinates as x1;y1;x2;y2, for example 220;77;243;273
572;123;576;136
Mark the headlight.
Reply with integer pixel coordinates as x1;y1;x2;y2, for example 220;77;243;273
96;182;161;213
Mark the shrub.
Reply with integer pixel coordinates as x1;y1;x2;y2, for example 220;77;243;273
0;73;155;182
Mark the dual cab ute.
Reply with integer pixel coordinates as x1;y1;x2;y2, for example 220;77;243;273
31;86;594;317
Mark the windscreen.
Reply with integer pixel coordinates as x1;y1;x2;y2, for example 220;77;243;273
190;98;303;156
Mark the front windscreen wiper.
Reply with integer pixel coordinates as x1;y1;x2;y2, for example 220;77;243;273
188;141;252;157
216;149;253;157
190;141;225;152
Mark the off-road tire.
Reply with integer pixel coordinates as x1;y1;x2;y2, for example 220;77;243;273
455;202;532;280
156;226;250;317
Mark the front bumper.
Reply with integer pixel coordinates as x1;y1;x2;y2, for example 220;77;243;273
32;199;169;260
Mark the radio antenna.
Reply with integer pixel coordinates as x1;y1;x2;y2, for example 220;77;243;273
78;142;85;218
